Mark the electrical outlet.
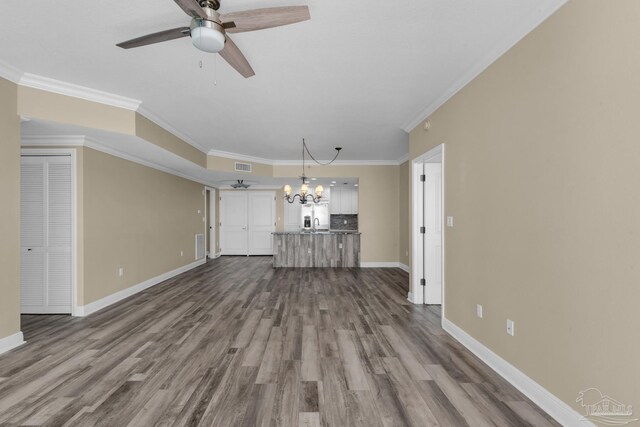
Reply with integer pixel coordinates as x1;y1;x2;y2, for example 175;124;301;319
447;216;454;227
506;319;515;336
476;304;483;319
118;267;123;277
308;249;312;254
344;220;347;225
339;243;343;249
405;250;409;257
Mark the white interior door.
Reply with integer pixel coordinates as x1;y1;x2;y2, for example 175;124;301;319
209;190;216;256
423;163;443;304
220;192;248;255
21;155;72;314
284;199;301;231
248;192;276;255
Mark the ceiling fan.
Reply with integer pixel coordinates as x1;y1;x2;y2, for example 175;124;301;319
230;180;251;189
116;0;310;78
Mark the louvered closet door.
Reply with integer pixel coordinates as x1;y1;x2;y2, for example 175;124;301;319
21;156;72;314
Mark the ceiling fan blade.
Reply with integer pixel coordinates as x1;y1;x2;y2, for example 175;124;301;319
173;0;208;19
116;27;190;49
220;6;310;34
219;36;255;78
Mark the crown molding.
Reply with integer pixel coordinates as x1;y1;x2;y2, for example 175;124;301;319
208;149;274;165
0;60;22;84
272;159;402;166
137;105;209;154
396;153;410;164
19;73;141;111
13;70;207;154
219;185;282;190
9;65;410;165
208;149;409;166
21;135;86;146
21;135;216;187
400;0;568;133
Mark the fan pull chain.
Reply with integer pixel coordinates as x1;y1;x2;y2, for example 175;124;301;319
213;54;218;86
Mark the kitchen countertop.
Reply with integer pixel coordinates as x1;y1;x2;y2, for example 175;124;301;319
272;230;360;235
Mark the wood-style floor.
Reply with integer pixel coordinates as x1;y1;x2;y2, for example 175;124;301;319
0;257;558;426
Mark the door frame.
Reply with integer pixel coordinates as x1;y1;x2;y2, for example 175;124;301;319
411;144;445;316
205;186;218;258
21;148;79;316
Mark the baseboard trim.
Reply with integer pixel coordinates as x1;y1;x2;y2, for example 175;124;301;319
361;262;408;269
0;332;25;357
76;259;206;317
398;263;410;273
211;252;222;259
442;318;592;427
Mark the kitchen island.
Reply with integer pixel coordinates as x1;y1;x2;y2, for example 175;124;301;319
273;231;360;268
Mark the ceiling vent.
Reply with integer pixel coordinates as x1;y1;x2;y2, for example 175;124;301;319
234;162;252;173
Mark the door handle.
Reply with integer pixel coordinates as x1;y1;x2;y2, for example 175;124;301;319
27;248;32;251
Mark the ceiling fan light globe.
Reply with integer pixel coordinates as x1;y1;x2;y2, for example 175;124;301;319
191;25;225;53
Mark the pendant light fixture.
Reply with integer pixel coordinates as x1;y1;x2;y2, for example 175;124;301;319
284;139;342;204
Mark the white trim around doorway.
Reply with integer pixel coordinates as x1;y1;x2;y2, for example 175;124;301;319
410;144;445;315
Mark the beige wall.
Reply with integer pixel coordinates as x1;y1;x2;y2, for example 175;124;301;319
410;0;639;414
135;114;206;167
82;147;205;305
0;78;21;340
17;87;136;135
274;165;399;263
398;161;409;267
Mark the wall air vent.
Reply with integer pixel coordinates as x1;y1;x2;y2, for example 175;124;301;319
235;162;252;173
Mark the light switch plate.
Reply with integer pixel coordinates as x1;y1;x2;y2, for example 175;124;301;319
506;319;515;336
476;304;483;319
447;216;454;227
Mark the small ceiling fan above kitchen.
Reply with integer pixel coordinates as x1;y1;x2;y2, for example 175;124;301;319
116;0;311;78
230;180;251;189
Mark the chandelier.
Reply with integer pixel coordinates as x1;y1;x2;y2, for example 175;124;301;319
284;139;342;204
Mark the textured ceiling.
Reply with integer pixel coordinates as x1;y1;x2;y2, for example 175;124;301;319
0;0;563;161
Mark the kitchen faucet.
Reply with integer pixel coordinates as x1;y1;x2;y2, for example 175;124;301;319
313;217;320;232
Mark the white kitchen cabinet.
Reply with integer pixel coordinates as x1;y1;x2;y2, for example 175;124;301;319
339;189;351;214
330;192;341;214
350;188;358;214
320;186;330;202
329;188;358;214
284;199;302;231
